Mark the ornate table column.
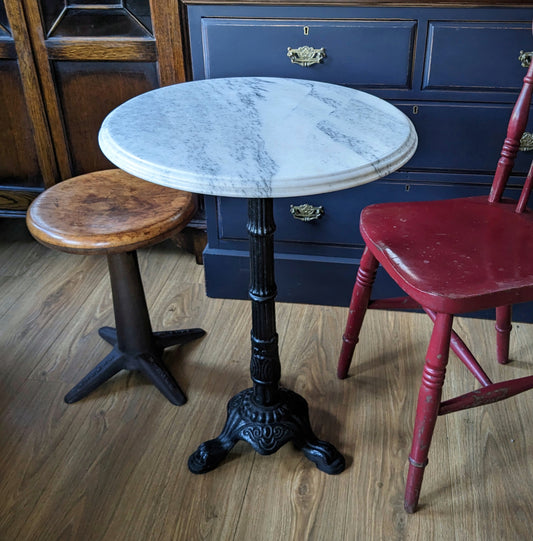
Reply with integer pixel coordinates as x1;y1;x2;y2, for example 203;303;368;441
188;198;345;474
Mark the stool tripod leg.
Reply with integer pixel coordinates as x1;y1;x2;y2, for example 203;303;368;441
135;352;187;405
98;326;118;345
99;326;206;353
64;348;124;404
154;328;206;349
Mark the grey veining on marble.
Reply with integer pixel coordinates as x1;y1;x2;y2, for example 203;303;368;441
99;77;418;198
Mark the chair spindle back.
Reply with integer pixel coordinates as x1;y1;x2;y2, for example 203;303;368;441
489;58;533;205
516;160;533;213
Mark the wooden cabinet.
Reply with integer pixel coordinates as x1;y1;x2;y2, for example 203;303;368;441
186;2;533;319
0;0;187;217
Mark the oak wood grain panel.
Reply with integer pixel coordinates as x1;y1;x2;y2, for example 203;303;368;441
4;0;58;187
0;60;41;188
0;189;40;214
150;0;188;84
45;39;157;61
21;0;73;181
52;60;159;176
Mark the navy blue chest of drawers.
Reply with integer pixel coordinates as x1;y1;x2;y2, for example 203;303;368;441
187;3;533;320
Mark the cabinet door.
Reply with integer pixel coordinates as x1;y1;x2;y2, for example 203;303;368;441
1;0;54;216
22;0;161;179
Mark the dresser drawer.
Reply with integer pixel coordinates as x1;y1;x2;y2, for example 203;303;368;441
423;21;532;91
398;102;533;174
196;18;416;88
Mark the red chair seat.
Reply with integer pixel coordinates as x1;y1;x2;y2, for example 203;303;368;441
361;196;533;314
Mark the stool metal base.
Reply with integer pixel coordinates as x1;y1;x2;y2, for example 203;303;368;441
64;250;205;406
64;326;205;405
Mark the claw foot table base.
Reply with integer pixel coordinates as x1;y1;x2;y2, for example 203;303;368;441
188;387;345;474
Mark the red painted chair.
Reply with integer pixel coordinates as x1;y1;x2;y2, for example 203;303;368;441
338;55;533;513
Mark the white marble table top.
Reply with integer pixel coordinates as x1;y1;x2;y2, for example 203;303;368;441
99;77;417;198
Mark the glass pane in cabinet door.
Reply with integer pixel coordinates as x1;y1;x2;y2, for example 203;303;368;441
125;0;152;32
0;1;8;33
39;0;152;37
39;0;64;35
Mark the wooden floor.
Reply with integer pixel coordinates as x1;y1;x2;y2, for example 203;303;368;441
1;217;532;540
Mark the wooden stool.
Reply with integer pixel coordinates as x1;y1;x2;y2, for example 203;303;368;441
26;169;206;405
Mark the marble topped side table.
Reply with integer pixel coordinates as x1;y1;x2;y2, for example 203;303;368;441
99;77;417;474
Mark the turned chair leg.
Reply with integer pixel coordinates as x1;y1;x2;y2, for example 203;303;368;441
404;312;453;513
495;305;512;365
64;251;205;405
337;248;379;379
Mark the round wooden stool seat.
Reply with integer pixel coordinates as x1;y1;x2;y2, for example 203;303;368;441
26;169;205;406
27;169;196;254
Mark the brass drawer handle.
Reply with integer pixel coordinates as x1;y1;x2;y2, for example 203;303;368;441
290;203;324;222
519;50;533;67
287;46;326;67
520;132;533;152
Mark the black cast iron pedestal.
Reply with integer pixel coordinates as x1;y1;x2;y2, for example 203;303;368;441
188;199;345;475
64;250;205;406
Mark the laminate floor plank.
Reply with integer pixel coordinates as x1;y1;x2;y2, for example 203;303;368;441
0;256;108;414
1;219;532;541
